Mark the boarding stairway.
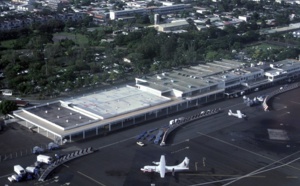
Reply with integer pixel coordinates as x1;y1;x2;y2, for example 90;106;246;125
38;147;94;181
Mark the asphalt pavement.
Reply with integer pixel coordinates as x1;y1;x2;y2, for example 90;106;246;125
1;85;300;186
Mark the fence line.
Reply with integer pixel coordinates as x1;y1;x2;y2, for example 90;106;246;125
0;143;49;162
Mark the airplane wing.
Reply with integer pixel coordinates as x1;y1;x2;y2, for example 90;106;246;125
159;165;166;178
159;155;166;178
152;161;160;165
237;110;242;118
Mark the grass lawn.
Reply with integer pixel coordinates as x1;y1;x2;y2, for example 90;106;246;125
53;32;89;46
0;39;16;49
249;42;282;51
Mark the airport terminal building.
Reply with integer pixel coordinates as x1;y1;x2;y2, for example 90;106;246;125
13;59;300;144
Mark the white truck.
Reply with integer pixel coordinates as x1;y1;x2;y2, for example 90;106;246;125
8;165;26;182
37;155;53;164
14;165;26;176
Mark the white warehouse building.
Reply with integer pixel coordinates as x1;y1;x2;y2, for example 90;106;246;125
109;4;191;20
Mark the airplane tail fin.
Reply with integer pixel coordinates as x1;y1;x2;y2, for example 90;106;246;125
178;157;189;168
228;110;232;116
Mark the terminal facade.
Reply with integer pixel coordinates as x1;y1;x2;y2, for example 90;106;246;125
13;59;300;144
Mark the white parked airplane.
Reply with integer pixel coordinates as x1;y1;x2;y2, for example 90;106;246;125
228;110;246;119
141;155;189;178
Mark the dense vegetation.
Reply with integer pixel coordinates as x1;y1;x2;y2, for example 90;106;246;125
0;100;17;116
0;0;300;98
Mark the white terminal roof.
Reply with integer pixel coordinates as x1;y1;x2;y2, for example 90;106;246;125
265;59;300;77
276;59;300;70
14;86;171;134
66;86;170;119
25;101;97;131
137;60;243;92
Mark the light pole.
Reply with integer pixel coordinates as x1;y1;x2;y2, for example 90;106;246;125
43;43;48;77
44;58;48;76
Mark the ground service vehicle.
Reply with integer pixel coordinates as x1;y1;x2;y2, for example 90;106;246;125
32;146;44;154
37;155;53;164
14;165;26;176
137;141;145;146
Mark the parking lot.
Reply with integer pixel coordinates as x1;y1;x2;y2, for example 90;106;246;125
0;122;52;162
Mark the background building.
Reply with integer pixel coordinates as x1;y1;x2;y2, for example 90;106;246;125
109;4;191;20
154;20;189;32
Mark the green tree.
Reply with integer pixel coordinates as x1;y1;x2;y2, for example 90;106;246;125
275;13;290;26
237;22;248;33
224;25;237;35
159;35;177;61
136;14;150;24
205;51;220;61
127;52;145;74
0;100;18;116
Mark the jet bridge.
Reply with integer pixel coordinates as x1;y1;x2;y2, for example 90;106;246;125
159;108;221;146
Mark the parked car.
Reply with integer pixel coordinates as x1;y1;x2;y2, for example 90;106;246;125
136;141;145;147
48;142;59;150
32;146;44;154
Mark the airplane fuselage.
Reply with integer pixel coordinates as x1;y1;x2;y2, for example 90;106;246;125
141;166;160;173
141;156;189;178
